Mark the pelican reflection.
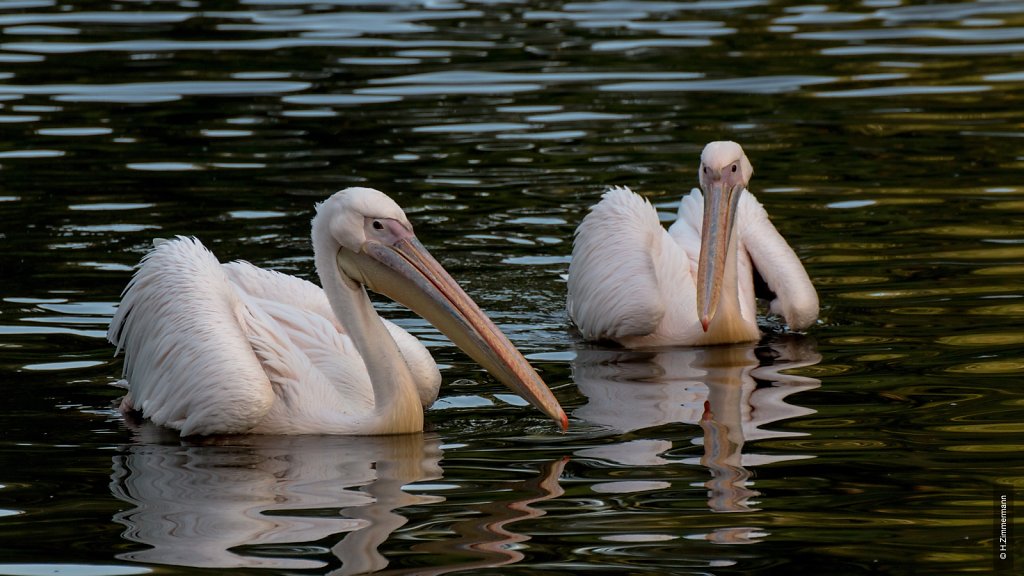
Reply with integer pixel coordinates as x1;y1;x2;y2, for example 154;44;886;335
572;336;821;516
110;431;443;572
110;426;571;573
401;457;568;575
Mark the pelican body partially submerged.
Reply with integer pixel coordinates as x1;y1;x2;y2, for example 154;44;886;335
108;187;568;436
567;141;818;347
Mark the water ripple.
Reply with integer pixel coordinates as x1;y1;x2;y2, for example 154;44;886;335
559;1;767;14
821;42;1024;56
816;85;989;98
1;37;494;53
0;80;310;103
369;70;704;86
216;9;483;35
360;83;542;97
592;38;712;51
876;2;1024;23
282;93;401;105
3;25;79;35
774;8;868;26
796;26;1024;42
0;12;194;25
601;75;835;94
37;127;112;136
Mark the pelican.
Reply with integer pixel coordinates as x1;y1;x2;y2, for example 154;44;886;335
567;141;818;346
108;187;568;436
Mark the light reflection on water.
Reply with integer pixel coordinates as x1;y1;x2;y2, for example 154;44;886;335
0;0;1023;574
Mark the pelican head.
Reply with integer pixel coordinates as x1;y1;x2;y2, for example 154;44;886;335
696;141;753;332
319;187;568;430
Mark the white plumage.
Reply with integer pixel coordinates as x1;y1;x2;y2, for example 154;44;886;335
567;141;818;347
108;187;567;436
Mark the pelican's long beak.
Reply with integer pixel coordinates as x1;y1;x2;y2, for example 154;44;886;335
696;180;742;332
338;232;569;431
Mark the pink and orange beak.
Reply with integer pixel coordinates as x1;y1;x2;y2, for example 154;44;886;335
339;226;569;431
696;156;747;332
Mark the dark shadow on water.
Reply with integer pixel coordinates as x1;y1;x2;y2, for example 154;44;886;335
572;335;821;528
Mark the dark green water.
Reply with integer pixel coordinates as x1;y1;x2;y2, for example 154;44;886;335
1;0;1023;574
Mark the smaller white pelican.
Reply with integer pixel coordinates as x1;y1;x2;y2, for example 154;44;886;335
567;141;818;346
108;187;567;436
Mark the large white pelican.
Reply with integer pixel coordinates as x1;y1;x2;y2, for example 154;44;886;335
567;141;818;346
108;187;568;436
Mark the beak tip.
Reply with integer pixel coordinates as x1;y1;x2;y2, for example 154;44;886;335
558;411;569;432
700;316;711;332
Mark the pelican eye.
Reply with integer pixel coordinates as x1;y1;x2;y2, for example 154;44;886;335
731;164;737;173
372;220;384;230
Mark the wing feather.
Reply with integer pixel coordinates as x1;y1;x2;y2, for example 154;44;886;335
222;261;339;329
224;260;440;406
736;192;819;330
108;237;275;436
567;187;667;340
235;293;377;434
